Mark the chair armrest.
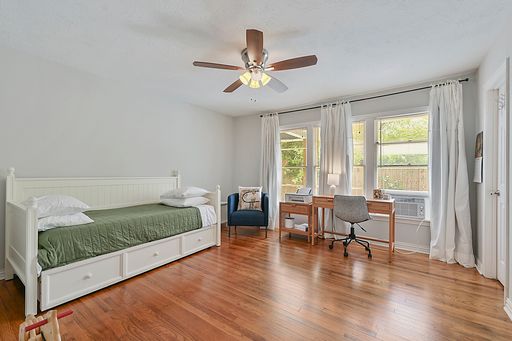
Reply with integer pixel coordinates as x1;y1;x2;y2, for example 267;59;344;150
262;193;269;226
227;193;238;216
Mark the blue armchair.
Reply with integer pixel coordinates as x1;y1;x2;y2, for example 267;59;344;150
227;192;269;238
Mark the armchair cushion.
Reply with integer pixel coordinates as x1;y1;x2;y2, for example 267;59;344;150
230;210;266;226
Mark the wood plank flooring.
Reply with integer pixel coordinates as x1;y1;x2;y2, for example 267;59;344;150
1;227;511;340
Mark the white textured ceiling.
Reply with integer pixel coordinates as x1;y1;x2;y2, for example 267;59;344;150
1;0;511;116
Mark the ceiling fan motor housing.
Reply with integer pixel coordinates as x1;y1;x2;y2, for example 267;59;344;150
241;48;268;70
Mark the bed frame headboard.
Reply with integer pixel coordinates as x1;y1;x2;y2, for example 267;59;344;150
5;168;182;209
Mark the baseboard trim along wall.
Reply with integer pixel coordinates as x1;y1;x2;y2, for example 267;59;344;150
370;240;430;255
0;269;5;281
505;298;512;321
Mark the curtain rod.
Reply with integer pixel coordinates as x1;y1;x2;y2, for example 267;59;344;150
259;78;469;117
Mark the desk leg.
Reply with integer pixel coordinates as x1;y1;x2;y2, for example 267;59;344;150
321;208;325;237
312;207;317;244
331;209;334;234
388;211;395;262
309;211;314;245
392;210;396;252
279;209;282;243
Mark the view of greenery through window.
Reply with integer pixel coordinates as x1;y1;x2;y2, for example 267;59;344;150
376;113;429;191
352;121;365;195
280;113;429;199
281;128;307;199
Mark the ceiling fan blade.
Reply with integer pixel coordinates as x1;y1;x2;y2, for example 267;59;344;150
246;29;264;64
267;76;288;93
223;79;243;93
193;61;243;70
267;55;318;71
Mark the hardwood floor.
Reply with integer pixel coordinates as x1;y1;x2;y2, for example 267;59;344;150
1;227;511;340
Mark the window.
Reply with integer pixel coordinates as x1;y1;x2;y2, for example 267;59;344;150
375;113;429;192
280;125;321;199
280;128;307;200
313;127;321;195
352;121;365;195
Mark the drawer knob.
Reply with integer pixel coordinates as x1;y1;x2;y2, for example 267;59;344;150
153;251;160;257
197;237;203;242
84;273;93;280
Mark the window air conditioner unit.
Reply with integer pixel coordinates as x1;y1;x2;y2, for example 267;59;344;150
388;194;426;219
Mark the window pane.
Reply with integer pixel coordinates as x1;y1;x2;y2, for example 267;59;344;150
377;142;428;166
352;166;365;195
377;166;428;191
281;167;306;200
375;113;429;192
352;121;365;194
281;129;307;167
281;128;307;199
376;113;428;143
353;121;365;144
353;144;365;166
314;127;321;194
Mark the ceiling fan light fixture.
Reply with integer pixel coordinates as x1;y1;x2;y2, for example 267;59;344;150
249;79;261;89
261;72;272;86
239;71;251;86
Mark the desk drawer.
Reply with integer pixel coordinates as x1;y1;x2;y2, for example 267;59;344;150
313;196;333;207
280;203;310;215
367;201;392;214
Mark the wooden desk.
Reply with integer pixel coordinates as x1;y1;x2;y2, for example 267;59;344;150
312;195;396;261
279;202;315;244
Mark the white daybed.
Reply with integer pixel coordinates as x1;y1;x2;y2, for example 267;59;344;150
4;168;221;316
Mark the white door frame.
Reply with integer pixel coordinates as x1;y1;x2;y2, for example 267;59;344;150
482;61;509;284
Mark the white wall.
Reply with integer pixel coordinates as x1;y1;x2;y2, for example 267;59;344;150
0;46;235;275
233;73;478;253
476;20;512;307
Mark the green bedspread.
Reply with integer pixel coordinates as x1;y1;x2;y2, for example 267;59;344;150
38;204;202;270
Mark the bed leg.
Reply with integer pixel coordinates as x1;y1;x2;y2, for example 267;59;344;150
4;260;14;280
25;279;38;316
265;226;268;239
228;225;231;237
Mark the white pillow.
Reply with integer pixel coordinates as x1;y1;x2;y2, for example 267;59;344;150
38;213;94;231
160;186;210;199
22;195;90;218
161;197;209;208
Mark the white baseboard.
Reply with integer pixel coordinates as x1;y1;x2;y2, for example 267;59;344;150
0;268;4;280
368;240;429;254
505;298;512;321
395;241;430;254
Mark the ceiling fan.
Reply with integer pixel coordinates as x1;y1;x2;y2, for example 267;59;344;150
193;29;318;93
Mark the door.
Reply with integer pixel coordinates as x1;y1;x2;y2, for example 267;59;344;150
497;87;507;285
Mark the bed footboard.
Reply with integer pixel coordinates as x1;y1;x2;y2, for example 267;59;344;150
205;185;222;246
5;200;39;316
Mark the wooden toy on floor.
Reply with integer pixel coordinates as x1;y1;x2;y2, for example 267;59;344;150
19;310;73;341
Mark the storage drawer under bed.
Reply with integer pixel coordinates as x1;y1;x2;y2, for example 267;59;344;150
41;255;123;308
40;226;216;310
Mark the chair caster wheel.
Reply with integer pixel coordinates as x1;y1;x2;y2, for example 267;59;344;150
368;253;372;259
328;244;334;250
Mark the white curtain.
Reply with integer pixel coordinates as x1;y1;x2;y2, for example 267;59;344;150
429;81;475;268
260;113;282;229
319;101;353;196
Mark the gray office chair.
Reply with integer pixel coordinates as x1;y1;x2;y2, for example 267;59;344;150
329;195;372;258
